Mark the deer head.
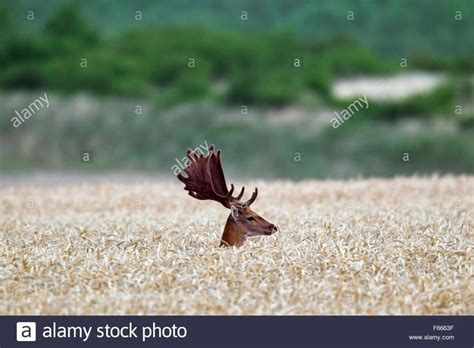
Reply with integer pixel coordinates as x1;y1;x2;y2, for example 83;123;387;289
177;145;278;247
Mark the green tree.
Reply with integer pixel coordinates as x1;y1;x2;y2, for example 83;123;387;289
44;3;99;47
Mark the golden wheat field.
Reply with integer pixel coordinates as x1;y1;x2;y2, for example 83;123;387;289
0;175;472;315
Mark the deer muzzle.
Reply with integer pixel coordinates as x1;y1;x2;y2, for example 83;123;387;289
266;224;279;235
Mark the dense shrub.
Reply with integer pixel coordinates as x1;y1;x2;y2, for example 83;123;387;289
0;2;468;114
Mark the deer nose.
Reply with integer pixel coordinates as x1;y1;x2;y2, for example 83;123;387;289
270;224;278;233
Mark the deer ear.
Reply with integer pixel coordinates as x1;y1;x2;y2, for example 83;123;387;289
230;206;239;221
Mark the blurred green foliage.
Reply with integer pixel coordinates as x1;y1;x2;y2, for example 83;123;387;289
0;2;473;177
0;2;470;113
6;0;474;58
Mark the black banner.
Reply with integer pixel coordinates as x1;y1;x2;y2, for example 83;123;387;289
2;316;472;347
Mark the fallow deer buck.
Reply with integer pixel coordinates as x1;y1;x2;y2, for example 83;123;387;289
177;145;278;247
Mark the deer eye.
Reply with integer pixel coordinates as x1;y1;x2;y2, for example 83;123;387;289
246;216;256;221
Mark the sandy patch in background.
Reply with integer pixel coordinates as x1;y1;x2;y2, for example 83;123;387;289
0;175;472;314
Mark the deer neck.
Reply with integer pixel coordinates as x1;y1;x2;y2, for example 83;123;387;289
220;214;246;247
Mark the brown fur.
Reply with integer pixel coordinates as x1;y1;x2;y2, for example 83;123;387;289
220;215;246;247
220;206;277;247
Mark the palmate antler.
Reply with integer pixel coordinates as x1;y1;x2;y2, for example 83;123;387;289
176;145;257;209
